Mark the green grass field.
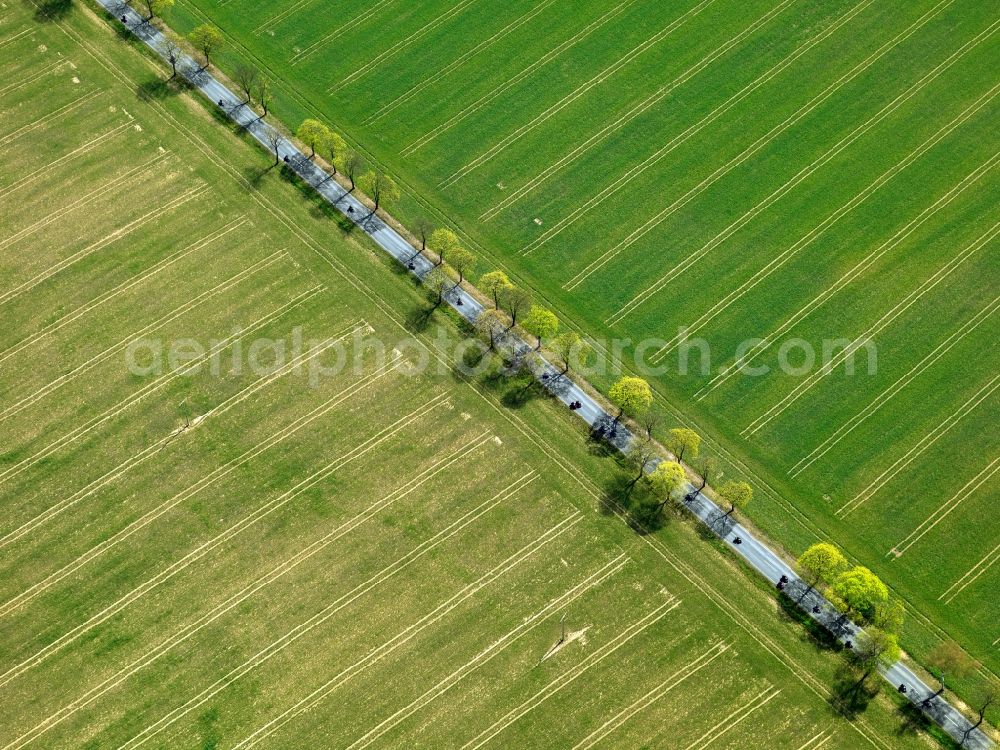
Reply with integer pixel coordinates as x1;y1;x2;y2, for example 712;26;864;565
0;1;984;747
155;0;1000;689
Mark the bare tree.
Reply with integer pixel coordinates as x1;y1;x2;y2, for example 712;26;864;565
256;77;272;117
345;153;365;191
234;64;258;105
161;38;182;79
266;129;282;166
962;686;996;745
410;218;433;262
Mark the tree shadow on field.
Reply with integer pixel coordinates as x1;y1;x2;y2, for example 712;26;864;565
135;76;188;102
829;663;880;720
29;0;73;21
776;591;843;653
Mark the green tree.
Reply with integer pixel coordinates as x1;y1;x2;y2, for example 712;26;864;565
429;228;462;267
608;376;652;427
141;0;173;20
522;306;558;350
797;543;849;590
552;332;592;378
693;455;718;492
475;309;506;352
872;598;905;635
498;286;532;331
297;118;329;159
480;270;513;308
666;427;701;463
188;24;223;70
345;152;365;190
852;629;900;689
624;442;657;493
647;460;686;515
358;171;400;213
446;246;474;288
830;566;888;623
324;130;347;174
424;267;451;310
718;480;752;519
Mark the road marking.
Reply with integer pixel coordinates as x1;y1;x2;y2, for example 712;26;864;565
401;0;635;155
890;454;1000;559
439;0;718;188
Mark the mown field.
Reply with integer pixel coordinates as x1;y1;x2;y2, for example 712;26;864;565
0;2;969;748
161;0;1000;689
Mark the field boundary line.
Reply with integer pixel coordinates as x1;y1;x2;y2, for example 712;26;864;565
324;0;476;85
790;293;1000;477
0;216;247;366
0;182;207;309
0;152;169;254
493;0;825;226
439;0;718;188
0;58;69;96
342;555;629;750
0;121;132;200
0;245;278;429
601;0;961;324
401;0;635;155
569;641;731;750
366;0;556;124
2;407;471;746
837;371;1000;516
0;343;407;626
0;89;105;148
459;596;681;750
681;685;781;750
0;317;362;552
235;487;577;750
282;0;392;57
892;454;1000;560
696;137;1000;398
743;216;1000;438
941;541;1000;604
114;474;547;750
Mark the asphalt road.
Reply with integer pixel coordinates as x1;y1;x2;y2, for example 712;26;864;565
97;6;993;747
